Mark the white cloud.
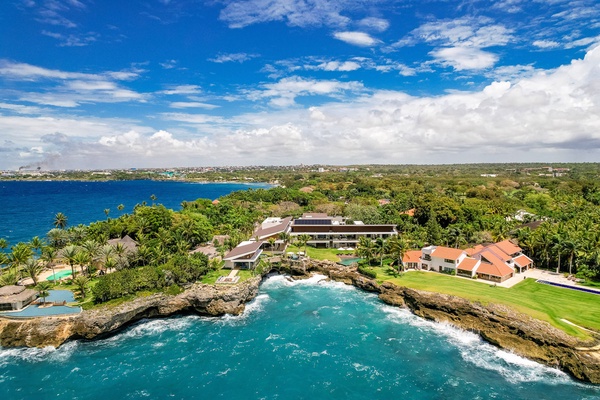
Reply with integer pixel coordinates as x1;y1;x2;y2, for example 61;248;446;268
160;85;202;95
533;40;560;49
408;17;513;48
208;53;260;63
333;31;379;47
430;46;498;71
219;0;351;29
312;61;361;71
41;30;99;47
169;102;219;109
249;76;365;107
3;46;600;169
358;17;389;32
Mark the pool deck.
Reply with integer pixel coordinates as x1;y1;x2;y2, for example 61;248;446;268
20;263;72;286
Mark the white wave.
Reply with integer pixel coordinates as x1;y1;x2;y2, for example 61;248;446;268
0;340;80;368
377;302;573;385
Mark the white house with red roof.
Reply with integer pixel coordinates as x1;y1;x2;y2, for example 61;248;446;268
420;240;533;283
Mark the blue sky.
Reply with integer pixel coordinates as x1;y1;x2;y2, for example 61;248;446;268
1;0;600;170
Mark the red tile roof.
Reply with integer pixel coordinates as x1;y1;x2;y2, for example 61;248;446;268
476;261;514;278
403;250;422;264
431;246;465;260
457;258;479;272
493;239;522;256
514;254;533;267
465;245;484;256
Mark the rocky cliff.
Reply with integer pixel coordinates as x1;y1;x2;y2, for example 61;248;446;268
304;260;600;384
0;276;261;348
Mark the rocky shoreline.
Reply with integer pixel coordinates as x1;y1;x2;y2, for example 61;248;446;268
1;261;599;384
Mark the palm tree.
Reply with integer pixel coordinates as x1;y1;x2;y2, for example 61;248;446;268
150;194;157;206
267;237;277;252
41;246;58;281
61;244;79;278
72;275;90;298
388;235;409;273
117;203;125;212
73;251;91;276
47;228;68;248
53;212;68;229
22;257;44;286
0;238;8;250
81;240;100;274
9;242;33;269
36;281;53;304
374;237;388;268
357;236;375;265
297;234;311;256
0;267;20;286
104;208;110;218
29;236;44;257
561;239;578;275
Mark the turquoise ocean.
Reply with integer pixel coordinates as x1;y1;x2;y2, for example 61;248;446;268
1;276;599;399
0;181;599;398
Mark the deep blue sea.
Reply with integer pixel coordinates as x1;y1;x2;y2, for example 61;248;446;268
0;180;270;245
1;276;598;399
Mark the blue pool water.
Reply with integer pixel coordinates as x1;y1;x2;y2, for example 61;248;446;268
0;276;598;399
0;290;80;318
0;180;270;245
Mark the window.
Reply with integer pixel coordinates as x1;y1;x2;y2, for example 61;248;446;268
444;258;455;264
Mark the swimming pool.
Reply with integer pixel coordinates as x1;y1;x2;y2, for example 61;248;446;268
46;270;72;281
0;290;81;318
338;257;363;266
537;280;600;295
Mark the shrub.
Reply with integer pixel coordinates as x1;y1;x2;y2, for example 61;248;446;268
358;265;377;279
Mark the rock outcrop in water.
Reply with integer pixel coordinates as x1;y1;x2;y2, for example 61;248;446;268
0;276;261;348
300;260;600;384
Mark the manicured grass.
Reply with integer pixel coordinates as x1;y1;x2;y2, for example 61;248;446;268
286;245;353;262
373;267;600;339
201;268;254;284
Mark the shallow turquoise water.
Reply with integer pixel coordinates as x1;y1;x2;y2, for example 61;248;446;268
1;276;598;399
46;270;72;281
0;290;80;317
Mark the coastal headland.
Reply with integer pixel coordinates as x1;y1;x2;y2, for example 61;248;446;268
1;260;599;384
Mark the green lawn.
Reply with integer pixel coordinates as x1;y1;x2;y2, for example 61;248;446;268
201;268;254;284
372;267;600;339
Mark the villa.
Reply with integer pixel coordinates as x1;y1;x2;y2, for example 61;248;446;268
289;213;398;249
419;240;533;283
223;241;263;269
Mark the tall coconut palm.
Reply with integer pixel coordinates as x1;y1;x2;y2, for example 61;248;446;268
36;281;52;304
374;237;388;268
41;246;58;282
22;257;44;286
61;244;79;278
9;242;33;269
53;212;68;229
388;235;409;273
297;234;311;256
47;228;68;249
357;236;375;265
0;267;20;286
73;251;91;276
29;236;44;257
72;275;90;298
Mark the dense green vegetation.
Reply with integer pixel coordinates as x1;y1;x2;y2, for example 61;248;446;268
2;163;600;322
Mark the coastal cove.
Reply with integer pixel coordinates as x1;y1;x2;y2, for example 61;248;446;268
1;272;599;399
0;180;271;244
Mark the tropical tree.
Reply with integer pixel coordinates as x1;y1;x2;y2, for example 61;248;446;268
267;237;277;251
61;244;80;277
36;281;52;304
41;246;58;281
47;228;68;248
104;208;110;218
357;236;375;265
0;268;20;286
22;257;44;286
29;236;45;257
9;242;33;269
73;275;90;298
388;235;409;273
53;212;68;229
73;251;91;276
374;237;388;268
117;204;125;212
297;234;311;255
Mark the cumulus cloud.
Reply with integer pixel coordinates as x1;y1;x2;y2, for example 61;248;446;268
248;76;365;107
333;31;379;47
430;46;498;71
2;46;600;169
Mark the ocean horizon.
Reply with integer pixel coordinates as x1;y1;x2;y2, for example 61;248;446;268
0;180;271;245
